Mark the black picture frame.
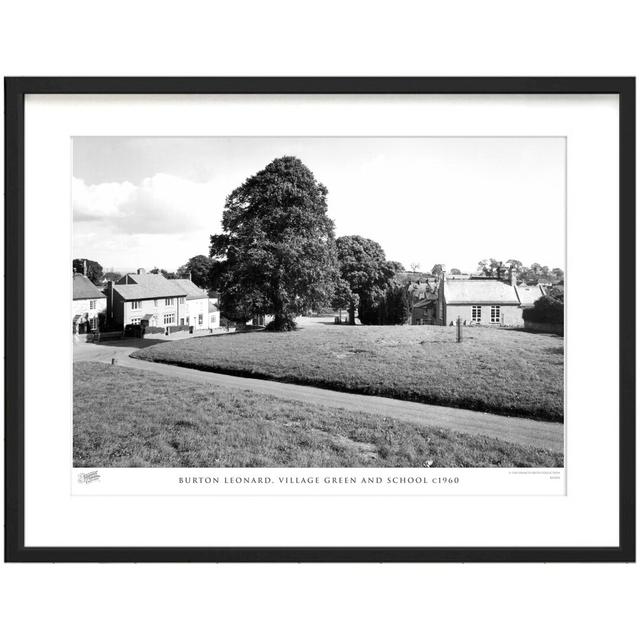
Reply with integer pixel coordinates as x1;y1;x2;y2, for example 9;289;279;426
4;77;636;563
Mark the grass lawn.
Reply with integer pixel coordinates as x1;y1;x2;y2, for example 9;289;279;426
132;323;564;422
74;362;563;468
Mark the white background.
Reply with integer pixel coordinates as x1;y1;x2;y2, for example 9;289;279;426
1;1;638;639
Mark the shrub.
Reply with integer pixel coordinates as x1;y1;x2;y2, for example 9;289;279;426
265;316;296;332
165;325;188;334
138;324;188;336
123;324;144;338
144;326;165;334
523;295;564;325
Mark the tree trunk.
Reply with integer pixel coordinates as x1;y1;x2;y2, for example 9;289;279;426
348;301;356;325
268;312;296;331
268;295;296;331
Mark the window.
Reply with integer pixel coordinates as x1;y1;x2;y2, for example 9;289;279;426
154;299;158;307
131;318;141;325
131;301;141;310
163;313;175;325
198;314;203;325
90;316;98;330
472;305;481;323
89;299;96;310
491;305;501;323
165;298;173;306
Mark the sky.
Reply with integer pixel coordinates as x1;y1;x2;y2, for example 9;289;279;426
73;136;566;274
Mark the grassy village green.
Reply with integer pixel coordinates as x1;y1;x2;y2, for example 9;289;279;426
74;362;562;468
132;324;564;422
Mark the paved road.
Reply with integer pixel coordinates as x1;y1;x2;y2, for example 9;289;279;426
74;338;564;452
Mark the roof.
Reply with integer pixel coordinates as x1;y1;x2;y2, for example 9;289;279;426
73;273;106;300
443;279;520;305
515;284;546;306
406;281;435;302
114;273;188;301
413;296;436;309
174;279;209;300
208;300;219;313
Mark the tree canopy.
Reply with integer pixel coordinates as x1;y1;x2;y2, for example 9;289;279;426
334;235;403;324
177;255;214;290
210;156;338;331
73;258;103;285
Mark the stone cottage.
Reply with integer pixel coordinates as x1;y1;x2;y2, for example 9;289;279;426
436;272;546;327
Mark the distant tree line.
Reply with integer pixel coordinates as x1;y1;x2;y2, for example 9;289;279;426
477;258;564;284
405;260;563;285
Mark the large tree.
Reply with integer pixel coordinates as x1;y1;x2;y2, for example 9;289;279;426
210;156;338;331
72;258;104;285
334;235;396;325
177;254;214;290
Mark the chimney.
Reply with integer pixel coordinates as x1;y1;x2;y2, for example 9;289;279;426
83;259;87;276
137;268;146;275
509;266;517;287
106;281;115;320
188;271;192;282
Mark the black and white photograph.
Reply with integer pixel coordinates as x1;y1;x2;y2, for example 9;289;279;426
72;136;565;470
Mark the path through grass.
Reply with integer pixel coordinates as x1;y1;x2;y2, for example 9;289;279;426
74;362;562;468
132;324;564;421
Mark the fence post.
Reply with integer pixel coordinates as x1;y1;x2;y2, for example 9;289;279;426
456;315;462;342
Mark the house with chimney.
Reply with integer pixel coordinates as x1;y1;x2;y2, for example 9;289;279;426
73;273;106;335
105;269;188;330
105;269;221;332
434;269;546;327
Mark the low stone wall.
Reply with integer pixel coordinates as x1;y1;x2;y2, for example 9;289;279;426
524;320;564;336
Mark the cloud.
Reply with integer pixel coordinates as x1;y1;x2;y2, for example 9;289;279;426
73;174;223;235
